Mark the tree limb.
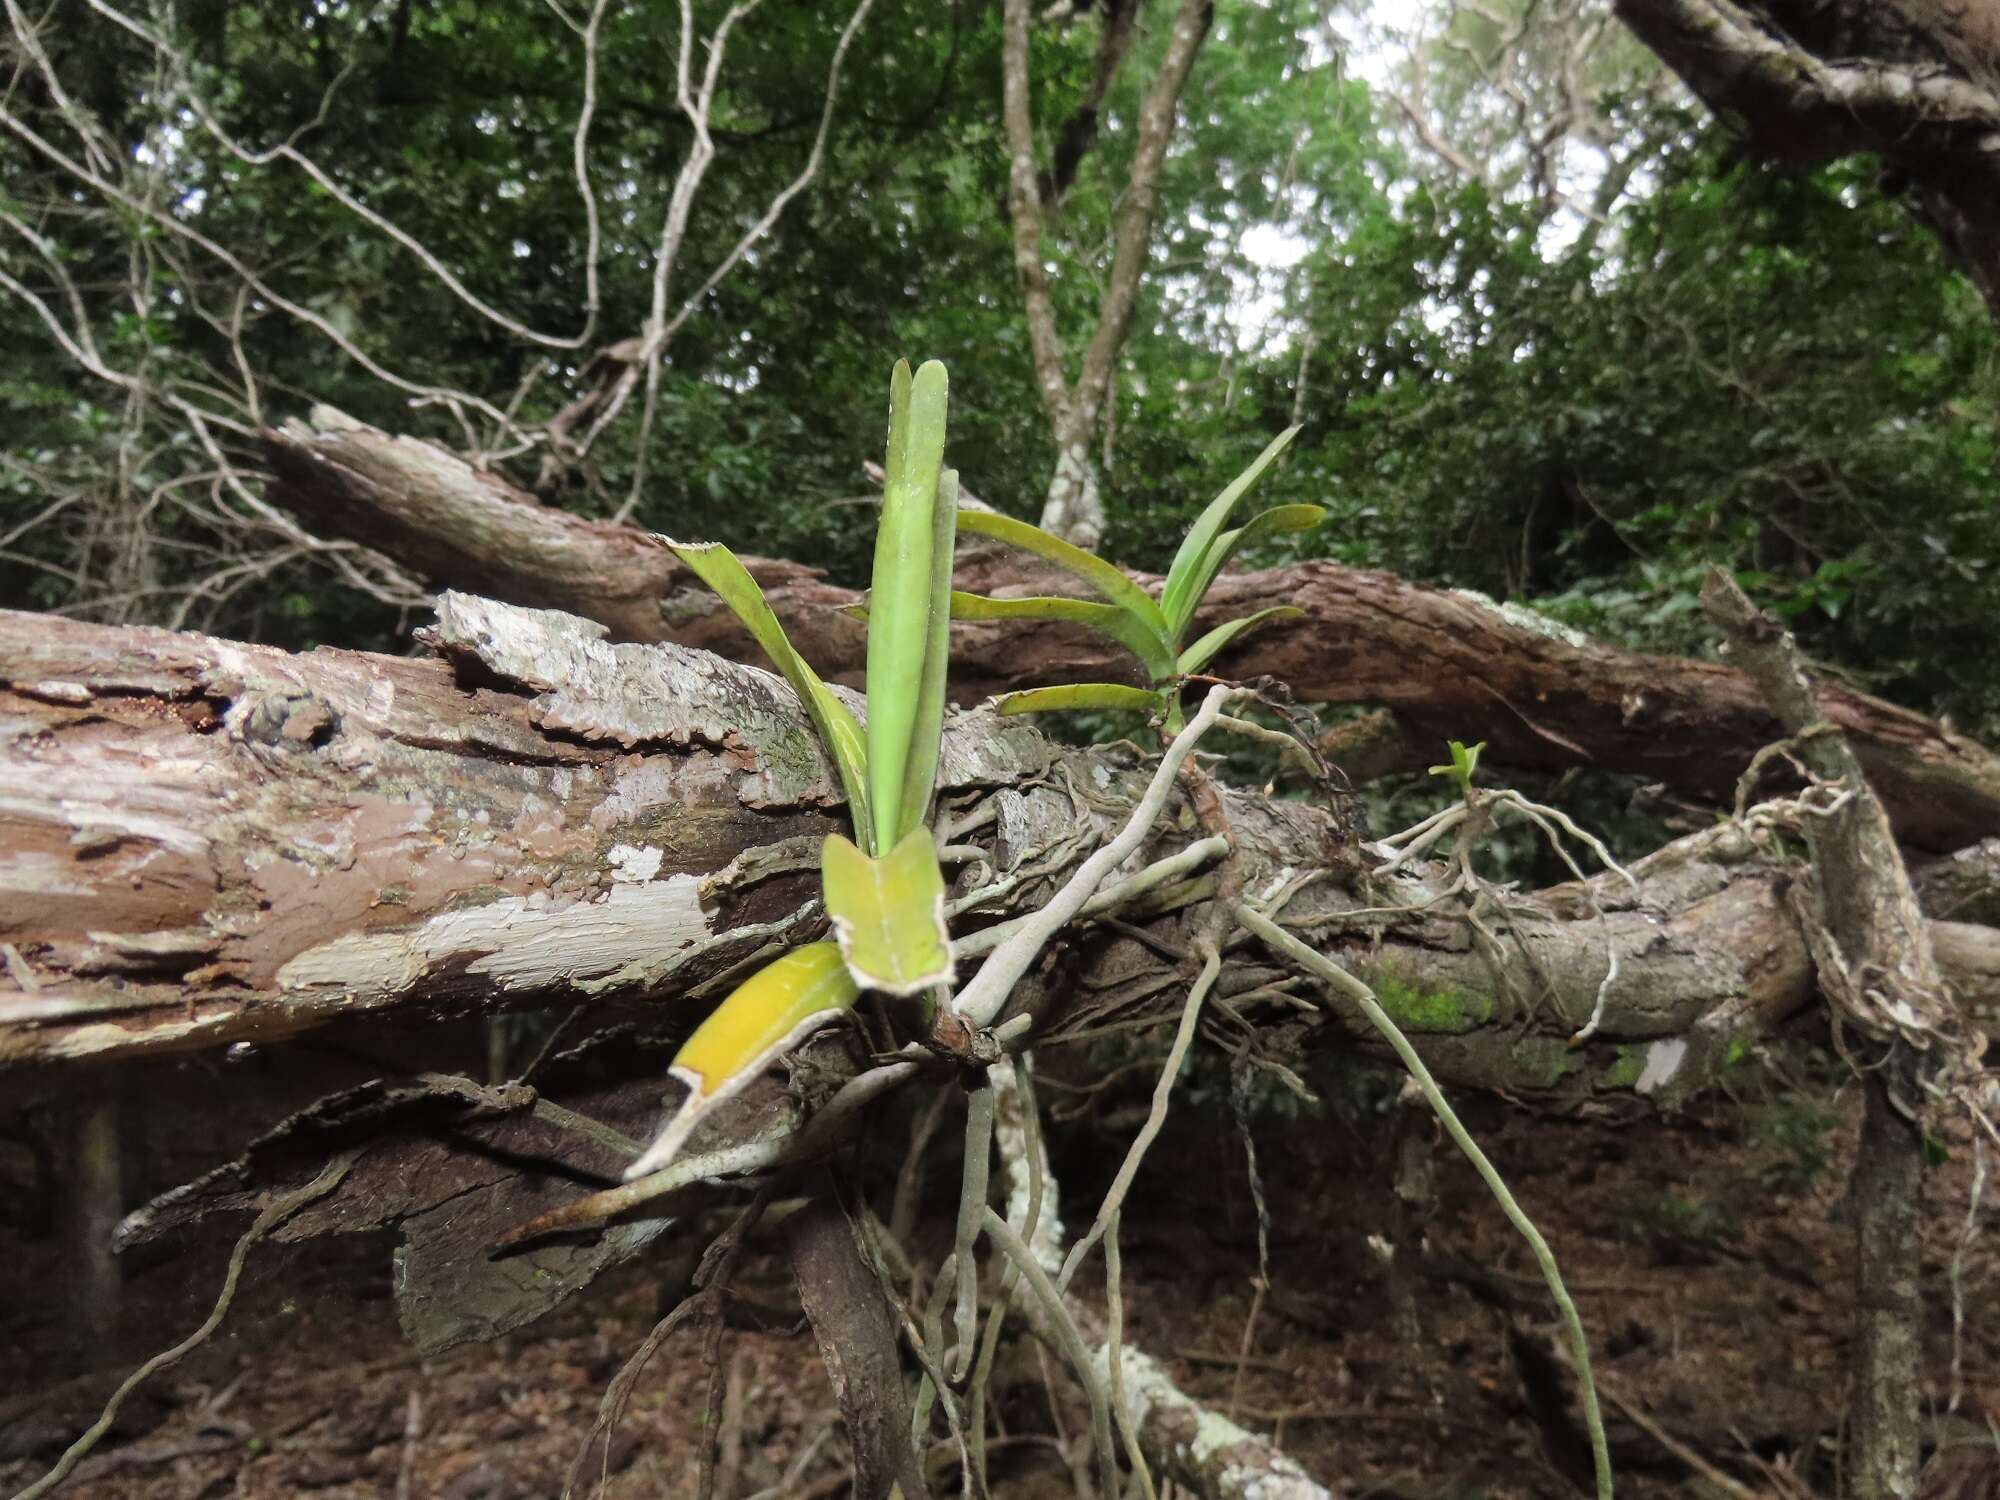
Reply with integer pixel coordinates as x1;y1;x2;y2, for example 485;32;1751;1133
3;597;1996;1087
258;410;2000;851
1615;0;2000;318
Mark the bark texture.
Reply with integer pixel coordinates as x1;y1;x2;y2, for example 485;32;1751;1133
259;410;2000;852
1616;0;2000;318
782;1192;930;1500
1703;569;1952;1500
1001;0;1215;546
4;597;1996;1087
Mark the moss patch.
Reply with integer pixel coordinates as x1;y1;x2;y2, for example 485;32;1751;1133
1598;1045;1645;1090
1370;969;1496;1034
1508;1034;1581;1089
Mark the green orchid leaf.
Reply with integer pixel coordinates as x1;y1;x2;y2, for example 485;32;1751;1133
866;359;952;854
822;826;954;996
948;591;1177;681
1175;605;1305;677
897;466;960;846
1170;504;1327;638
1428;739;1486;793
955;509;1169;642
664;538;871;838
992;683;1166;717
1160;427;1301;637
623;942;860;1180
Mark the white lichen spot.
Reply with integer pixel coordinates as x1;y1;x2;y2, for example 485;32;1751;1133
22;680;91;704
1635;1037;1688;1094
1447;588;1597;650
606;843;665;883
1883;998;1924;1029
1255;867;1297;903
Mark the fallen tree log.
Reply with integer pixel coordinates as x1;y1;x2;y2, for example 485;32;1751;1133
4;595;1995;1092
261;409;2000;852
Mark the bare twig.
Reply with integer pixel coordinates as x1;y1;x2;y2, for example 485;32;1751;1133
11;1154;357;1500
1236;904;1613;1500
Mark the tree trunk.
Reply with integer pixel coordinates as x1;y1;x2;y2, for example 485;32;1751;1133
1850;1068;1925;1500
1036;429;1107;551
1703;569;1954;1500
257;411;2000;852
783;1191;932;1500
4;597;1996;1089
1001;0;1214;547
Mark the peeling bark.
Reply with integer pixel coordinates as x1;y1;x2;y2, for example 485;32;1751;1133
3;597;1995;1099
257;411;2000;852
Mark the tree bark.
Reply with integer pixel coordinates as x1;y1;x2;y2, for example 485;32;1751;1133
1702;569;1951;1500
258;411;2000;852
1000;0;1215;547
782;1191;931;1500
1616;0;2000;319
4;597;1996;1091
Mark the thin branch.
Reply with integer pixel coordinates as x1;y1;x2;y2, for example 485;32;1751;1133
78;0;602;351
1236;904;1613;1500
611;0;879;522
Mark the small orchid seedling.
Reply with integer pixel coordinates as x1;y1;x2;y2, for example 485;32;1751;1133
949;426;1322;731
624;360;958;1180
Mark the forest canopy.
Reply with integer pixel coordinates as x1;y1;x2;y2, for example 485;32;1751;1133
4;0;1996;731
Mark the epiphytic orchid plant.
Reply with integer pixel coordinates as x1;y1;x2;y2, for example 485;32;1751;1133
951;425;1323;730
623;360;959;1180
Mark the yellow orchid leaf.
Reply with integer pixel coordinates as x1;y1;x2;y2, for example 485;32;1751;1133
821;826;954;996
622;943;859;1181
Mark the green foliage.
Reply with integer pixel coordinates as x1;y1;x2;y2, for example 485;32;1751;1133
865;361;958;855
1291;113;2000;733
959;426;1320;729
4;1;1994;755
1427;739;1486;796
668;540;873;838
629;359;959;1177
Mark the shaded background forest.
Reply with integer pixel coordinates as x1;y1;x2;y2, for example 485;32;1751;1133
5;0;1996;735
7;5;2000;1498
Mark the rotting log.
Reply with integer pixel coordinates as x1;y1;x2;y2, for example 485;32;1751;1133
260;409;2000;851
3;596;1996;1097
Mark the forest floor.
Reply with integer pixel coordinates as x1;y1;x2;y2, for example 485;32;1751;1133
3;1037;1997;1500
